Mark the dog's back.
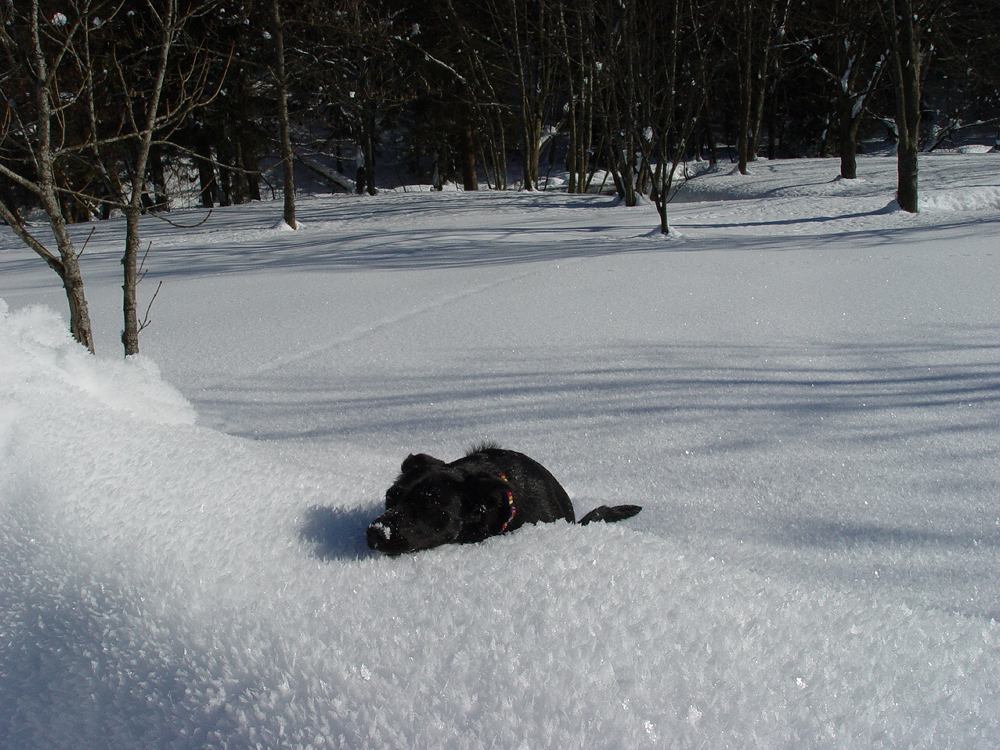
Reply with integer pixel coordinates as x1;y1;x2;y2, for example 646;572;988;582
454;445;575;525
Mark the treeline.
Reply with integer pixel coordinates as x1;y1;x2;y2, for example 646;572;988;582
1;0;998;354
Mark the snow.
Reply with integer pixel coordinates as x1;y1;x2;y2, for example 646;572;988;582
957;144;994;154
921;185;1000;211
2;154;1000;748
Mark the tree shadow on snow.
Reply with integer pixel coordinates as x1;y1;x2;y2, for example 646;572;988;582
299;504;377;561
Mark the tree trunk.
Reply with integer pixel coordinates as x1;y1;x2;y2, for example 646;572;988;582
62;253;96;353
149;144;170;211
838;94;859;179
27;0;95;351
736;2;753;174
888;0;921;212
748;75;769;161
578;31;594;191
195;137;217;208
700;93;718;166
363;116;378;196
652;159;670;235
896;138;918;211
461;117;478;191
122;1;175;356
737;79;752;172
217;157;233;206
243;137;262;201
566;121;578;193
766;77;781;159
230;138;248;205
561;4;579;194
432;151;443;191
121;208;141;355
492;116;508;190
272;0;297;227
751;0;786;160
42;191;96;351
521;115;541;191
355;163;367;194
839;141;858;180
216;134;235;207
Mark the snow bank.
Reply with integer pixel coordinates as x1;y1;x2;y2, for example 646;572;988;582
956;144;994;154
0;300;195;427
2;299;999;748
676;153;1000;206
921;185;1000;211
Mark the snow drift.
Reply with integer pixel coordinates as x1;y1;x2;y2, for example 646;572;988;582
2;297;999;748
2;153;1000;748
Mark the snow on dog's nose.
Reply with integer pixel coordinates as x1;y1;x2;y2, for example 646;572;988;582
368;520;391;542
367;518;403;552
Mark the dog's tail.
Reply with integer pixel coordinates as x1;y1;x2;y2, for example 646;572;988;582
578;504;642;526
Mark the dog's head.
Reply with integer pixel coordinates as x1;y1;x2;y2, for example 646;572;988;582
367;453;510;554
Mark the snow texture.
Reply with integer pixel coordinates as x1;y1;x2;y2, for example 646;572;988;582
2;154;1000;748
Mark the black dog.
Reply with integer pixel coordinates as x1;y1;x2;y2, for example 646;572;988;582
367;444;641;554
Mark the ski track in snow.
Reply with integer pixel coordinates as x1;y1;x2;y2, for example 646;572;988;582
211;262;560;386
2;154;1000;749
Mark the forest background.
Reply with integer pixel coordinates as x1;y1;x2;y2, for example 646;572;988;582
2;0;999;355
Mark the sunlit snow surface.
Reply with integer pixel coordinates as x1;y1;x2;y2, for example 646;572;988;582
2;155;1000;748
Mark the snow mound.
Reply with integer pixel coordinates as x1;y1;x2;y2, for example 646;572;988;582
0;300;195;426
675;161;888;202
2;299;999;748
675;154;1000;205
956;144;994;154
921;186;1000;211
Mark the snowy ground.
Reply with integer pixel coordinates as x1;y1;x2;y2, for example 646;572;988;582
2;154;999;748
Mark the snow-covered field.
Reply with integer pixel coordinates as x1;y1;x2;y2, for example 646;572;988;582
2;155;999;748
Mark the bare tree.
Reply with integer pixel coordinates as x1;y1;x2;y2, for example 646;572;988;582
0;1;100;351
1;1;227;354
492;0;557;191
728;0;788;174
435;0;512;190
644;0;717;234
923;2;1000;151
591;0;643;206
795;0;888;179
288;0;418;196
84;1;225;355
556;0;596;194
122;6;175;354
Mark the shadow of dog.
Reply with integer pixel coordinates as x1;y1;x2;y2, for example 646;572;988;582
299;505;378;561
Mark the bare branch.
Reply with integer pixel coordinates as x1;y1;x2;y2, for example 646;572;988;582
150;207;214;230
137;279;163;334
0;196;64;275
77;224;97;258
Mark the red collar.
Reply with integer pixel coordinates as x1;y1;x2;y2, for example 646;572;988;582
498;472;517;533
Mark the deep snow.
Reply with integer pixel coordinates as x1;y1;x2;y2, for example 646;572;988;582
2;154;1000;748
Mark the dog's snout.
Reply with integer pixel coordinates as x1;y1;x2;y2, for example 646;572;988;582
367;519;397;551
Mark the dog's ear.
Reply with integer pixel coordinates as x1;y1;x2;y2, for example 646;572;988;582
400;453;445;475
